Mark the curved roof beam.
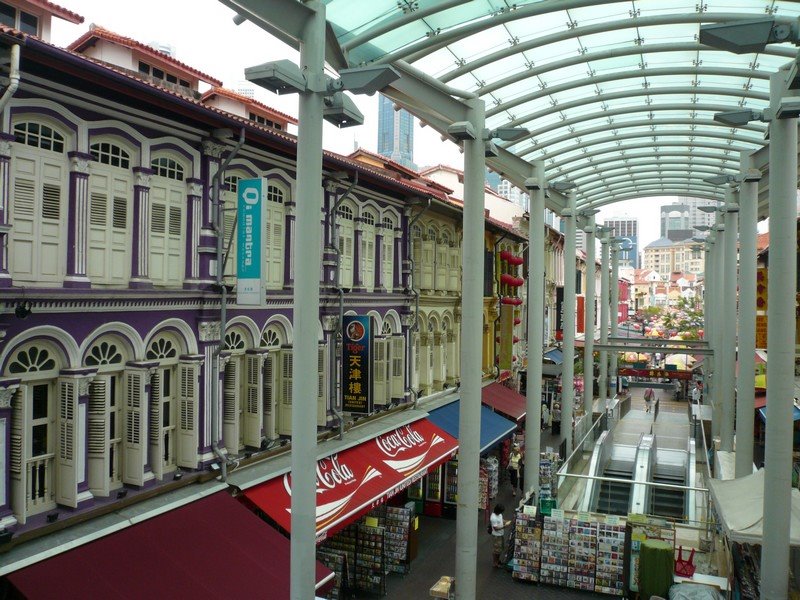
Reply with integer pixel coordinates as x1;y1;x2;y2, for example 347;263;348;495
570;156;736;180
522;118;764;155
395;11;795;73
579;179;721;199
477;42;795;97
487;66;769;120
582;191;723;210
577;168;731;191
504;87;769;129
340;0;471;51
546;141;745;172
527;130;760;161
522;103;767;142
574;165;735;187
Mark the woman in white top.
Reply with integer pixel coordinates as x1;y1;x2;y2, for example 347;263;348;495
490;503;511;568
541;403;550;430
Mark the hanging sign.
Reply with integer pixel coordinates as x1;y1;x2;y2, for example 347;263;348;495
342;315;373;414
236;178;268;306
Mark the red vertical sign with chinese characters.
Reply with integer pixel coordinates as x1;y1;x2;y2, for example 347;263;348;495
342;315;373;414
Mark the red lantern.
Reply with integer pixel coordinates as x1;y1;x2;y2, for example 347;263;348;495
513;336;520;343
500;273;516;286
514;318;522;325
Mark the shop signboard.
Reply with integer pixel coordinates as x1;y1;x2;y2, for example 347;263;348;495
555;286;564;335
236;178;268;306
618;367;693;381
756;314;767;349
342;315;373;414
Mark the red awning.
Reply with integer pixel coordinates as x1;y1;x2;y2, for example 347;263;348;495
244;419;458;542
6;492;334;599
481;382;527;422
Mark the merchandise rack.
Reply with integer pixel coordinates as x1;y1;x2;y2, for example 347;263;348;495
316;548;349;600
355;524;386;595
539;515;569;587
567;517;597;591
595;522;625;596
370;505;413;575
512;511;541;582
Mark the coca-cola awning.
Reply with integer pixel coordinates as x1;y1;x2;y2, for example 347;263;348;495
243;419;458;541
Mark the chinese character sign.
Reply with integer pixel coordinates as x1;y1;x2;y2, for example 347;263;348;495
342;315;373;414
236;178;267;306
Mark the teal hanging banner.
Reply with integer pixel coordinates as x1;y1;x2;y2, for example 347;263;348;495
236;178;267;305
342;315;373;414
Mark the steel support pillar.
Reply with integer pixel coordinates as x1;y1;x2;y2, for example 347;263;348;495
761;67;797;600
609;243;620;397
735;152;757;477
561;192;577;455
720;187;738;452
583;217;596;416
711;220;723;443
290;3;325;597
524;164;546;497
703;239;714;431
455;97;485;600
598;234;610;400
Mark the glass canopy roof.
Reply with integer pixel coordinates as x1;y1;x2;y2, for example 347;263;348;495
322;0;800;208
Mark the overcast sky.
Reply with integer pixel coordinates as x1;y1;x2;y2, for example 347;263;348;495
50;0;676;249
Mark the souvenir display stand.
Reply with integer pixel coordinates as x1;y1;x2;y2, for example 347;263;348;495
355;524;386;595
407;478;424;514
567;516;597;591
486;456;500;499
316;548;350;600
539;513;570;586
368;504;415;574
512;509;541;582
595;520;626;596
479;462;489;510
321;524;358;591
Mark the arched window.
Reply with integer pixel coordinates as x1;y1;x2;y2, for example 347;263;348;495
10;120;69;283
88;140;133;284
336;203;356;288
149;154;187;285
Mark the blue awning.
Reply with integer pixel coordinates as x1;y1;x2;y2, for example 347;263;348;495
427;400;517;454
757;406;800;423
544;348;564;364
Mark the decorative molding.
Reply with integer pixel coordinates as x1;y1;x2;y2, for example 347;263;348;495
77;378;90;397
0;138;12;157
135;171;152;187
186;178;203;198
322;314;338;332
400;313;415;328
69;154;90;175
201;140;226;159
198;321;221;342
0;387;16;409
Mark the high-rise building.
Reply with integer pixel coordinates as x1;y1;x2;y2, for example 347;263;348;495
603;216;639;268
497;178;530;211
675;197;719;230
377;93;415;169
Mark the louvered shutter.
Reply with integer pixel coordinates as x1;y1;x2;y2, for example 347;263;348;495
148;370;163;479
56;378;79;507
88;377;110;497
243;353;263;447
436;244;447;290
317;344;327;427
382;235;393;291
263;352;277;440
448;247;459;291
177;362;199;469
390;335;405;399
277;350;293;436
412;332;420;390
412;240;422;288
373;338;387;406
123;369;147;486
422;239;434;289
10;386;29;524
222;359;240;452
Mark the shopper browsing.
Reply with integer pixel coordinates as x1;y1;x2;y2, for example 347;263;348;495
490;503;511;568
508;445;522;497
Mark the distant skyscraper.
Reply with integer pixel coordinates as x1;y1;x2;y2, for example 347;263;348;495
377;94;415;169
676;196;719;230
660;197;718;241
497;178;530;211
603;216;639;268
485;169;501;191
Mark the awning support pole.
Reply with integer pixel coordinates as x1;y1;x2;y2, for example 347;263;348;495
583;216;596;417
599;234;610;400
720;185;738;452
561;192;577;456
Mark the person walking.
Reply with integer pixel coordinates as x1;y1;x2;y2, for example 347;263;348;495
691;383;701;405
644;387;655;413
508;445;522;497
490;503;511;568
541;403;550;430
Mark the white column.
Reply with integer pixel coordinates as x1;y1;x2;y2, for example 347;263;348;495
720;186;738;452
761;66;797;600
736;153;758;477
609;243;620;396
598;234;610;399
291;3;325;597
583;218;596;416
455;97;485;600
561;192;577;455
524;164;545;496
712;211;724;443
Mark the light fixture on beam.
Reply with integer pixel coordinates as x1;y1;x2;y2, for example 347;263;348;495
447;121;477;141
334;65;400;96
323;92;364;128
550;180;577;192
487;127;529;142
697;205;720;214
699;18;796;54
703;174;735;186
245;60;306;95
776;95;800;119
523;177;542;190
713;109;765;126
484;141;499;158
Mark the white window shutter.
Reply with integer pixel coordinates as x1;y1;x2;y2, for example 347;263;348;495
390;335;405;399
148;370;164;480
222;359;240;452
123;369;147;486
88;377;110;497
262;352;277;440
436;244;447;290
382;236;393;290
422;240;434;289
10;386;30;524
449;247;459;291
412;332;420;391
374;338;387;406
243;353;264;447
177;362;199;469
317;344;327;427
412;240;422;288
56;378;79;507
278;349;293;436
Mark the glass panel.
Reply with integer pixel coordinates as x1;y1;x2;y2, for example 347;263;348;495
19;11;37;35
0;2;14;27
32;424;48;456
162;369;171;397
32;384;48;419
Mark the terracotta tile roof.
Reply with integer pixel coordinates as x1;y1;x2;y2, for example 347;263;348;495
66;24;222;86
31;0;83;24
200;87;298;125
757;232;770;252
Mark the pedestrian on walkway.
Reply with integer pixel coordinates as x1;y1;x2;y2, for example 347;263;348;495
691;383;701;404
508;445;522;497
541;403;550;430
552;402;562;435
490;503;511;568
644;387;655;413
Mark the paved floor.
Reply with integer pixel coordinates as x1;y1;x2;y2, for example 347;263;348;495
381;387;695;599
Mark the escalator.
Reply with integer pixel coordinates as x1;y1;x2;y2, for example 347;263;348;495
651;463;686;519
596;460;633;516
